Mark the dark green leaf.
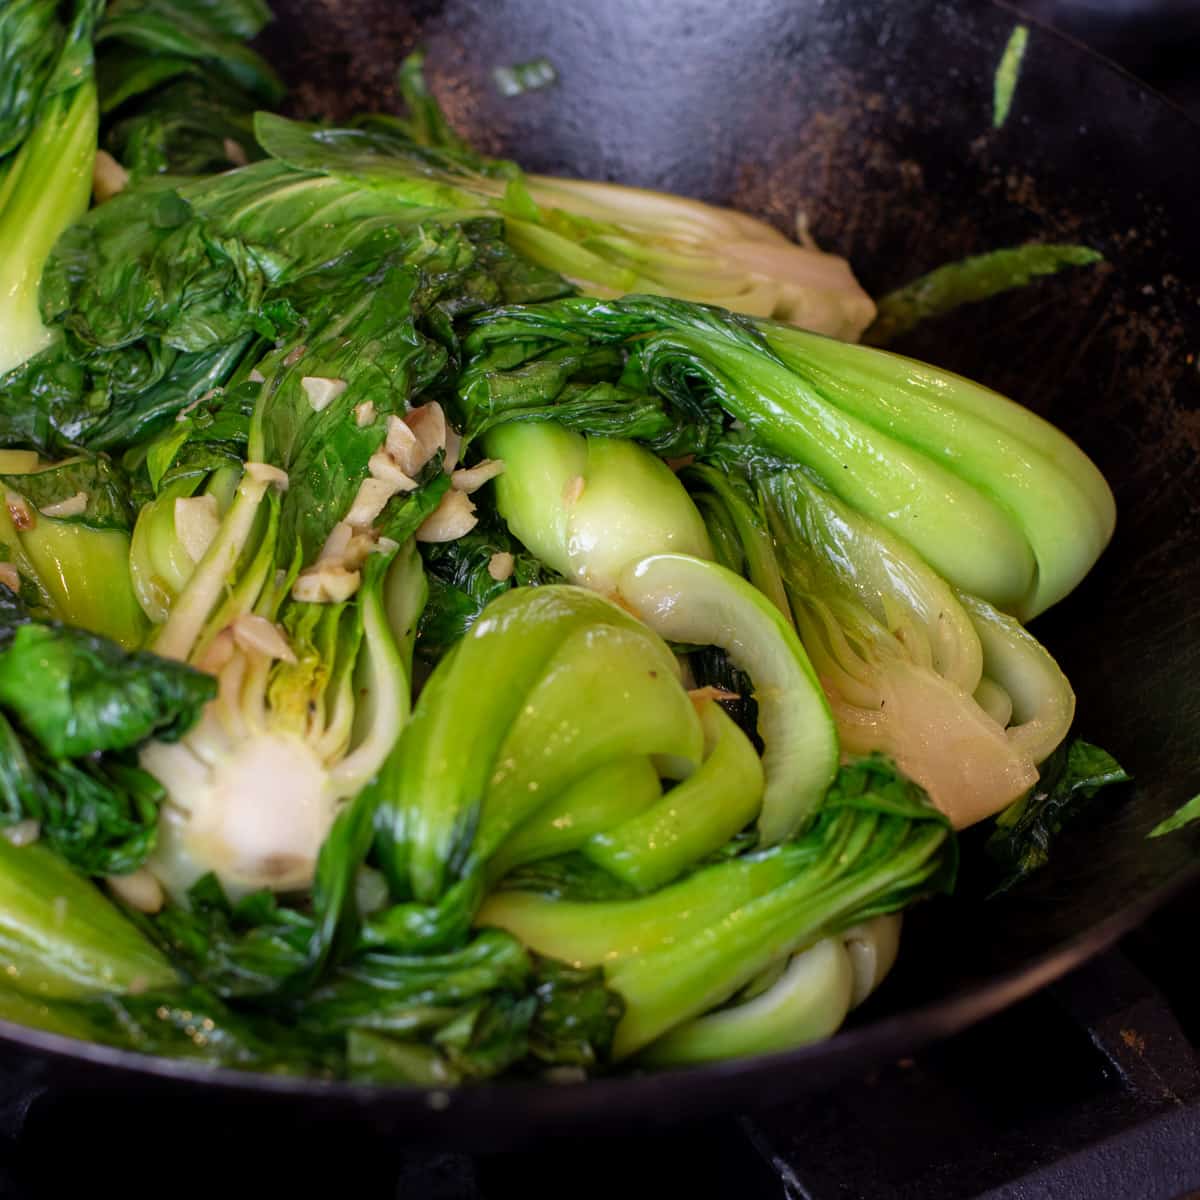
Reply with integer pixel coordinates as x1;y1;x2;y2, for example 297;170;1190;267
0;620;215;757
0;454;135;530
987;738;1130;892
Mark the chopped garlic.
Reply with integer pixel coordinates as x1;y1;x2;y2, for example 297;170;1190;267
232;613;297;663
93;150;129;203
293;565;362;603
487;552;515;582
385;414;429;476
562;475;586;505
318;520;354;564
416;490;478;543
282;344;307;367
5;492;34;530
301;376;348;413
174;494;220;563
244;461;289;490
2;819;40;847
368;451;419;492
107;869;165;914
405;402;447;460
354;400;376;427
248;368;266;384
0;563;19;593
451;458;505;493
223;137;248;166
345;477;400;528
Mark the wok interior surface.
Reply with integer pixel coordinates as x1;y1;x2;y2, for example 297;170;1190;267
5;0;1199;1140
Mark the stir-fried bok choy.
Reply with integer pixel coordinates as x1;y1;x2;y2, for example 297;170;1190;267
0;16;1127;1084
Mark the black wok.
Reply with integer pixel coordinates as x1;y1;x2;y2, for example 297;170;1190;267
2;0;1199;1148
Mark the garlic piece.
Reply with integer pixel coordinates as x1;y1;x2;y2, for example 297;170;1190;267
301;376;348;413
107;869;165;914
354;400;377;427
232;613;297;663
174;494;221;563
223;137;248;166
451;458;505;493
405;402;447;461
293;565;362;604
345;477;400;529
443;426;463;473
93;150;129;203
368;451;419;492
0;563;20;593
416;490;478;543
385;415;430;477
487;552;515;582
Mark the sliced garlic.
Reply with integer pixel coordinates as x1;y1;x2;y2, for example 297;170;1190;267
232;613;297;663
354;400;377;427
416;490;478;543
293;565;362;604
345;477;400;529
385;414;430;477
174;494;221;563
301;376;348;413
368;451;420;492
38;491;88;519
318;520;354;564
0;563;20;593
5;492;34;531
405;402;447;460
451;458;505;493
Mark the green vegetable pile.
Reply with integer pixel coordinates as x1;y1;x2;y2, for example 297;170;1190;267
0;2;1128;1083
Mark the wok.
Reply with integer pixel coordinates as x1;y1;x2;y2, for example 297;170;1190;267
2;0;1199;1148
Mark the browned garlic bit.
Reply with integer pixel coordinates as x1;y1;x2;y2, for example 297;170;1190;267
231;613;297;663
5;491;34;531
487;552;515;582
0;563;20;593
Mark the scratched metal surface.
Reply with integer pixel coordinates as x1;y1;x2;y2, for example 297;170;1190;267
2;0;1197;1141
